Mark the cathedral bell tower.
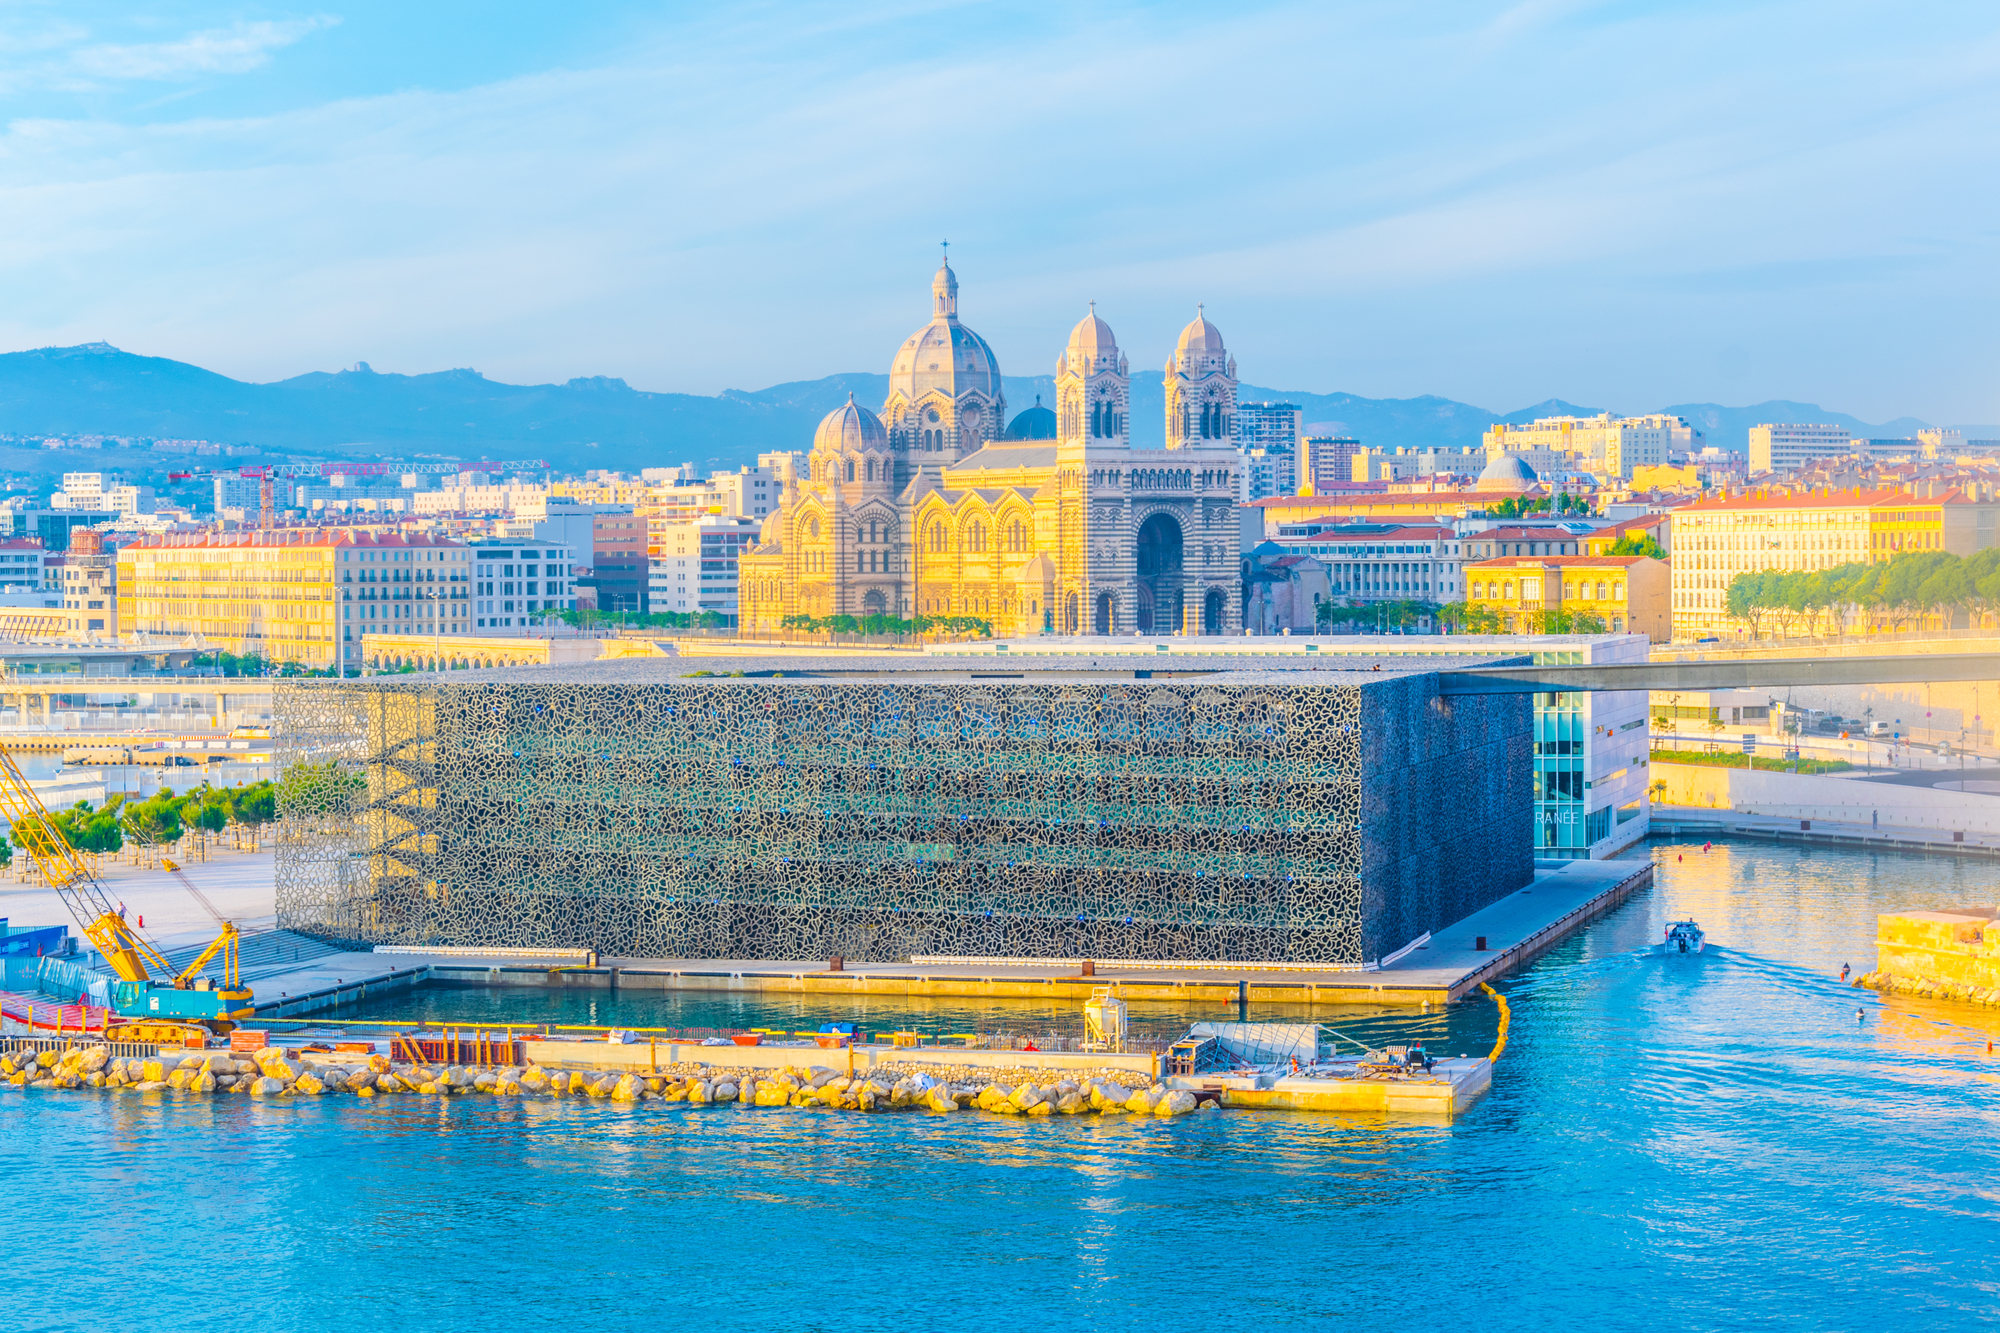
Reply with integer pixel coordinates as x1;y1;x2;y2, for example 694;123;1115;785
1056;304;1129;447
1164;305;1237;450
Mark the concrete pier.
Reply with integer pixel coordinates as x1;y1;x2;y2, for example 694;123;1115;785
242;859;1651;1016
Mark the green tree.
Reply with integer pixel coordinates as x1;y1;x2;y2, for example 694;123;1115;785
1608;533;1665;560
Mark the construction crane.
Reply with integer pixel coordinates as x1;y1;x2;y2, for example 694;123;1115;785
0;745;253;1031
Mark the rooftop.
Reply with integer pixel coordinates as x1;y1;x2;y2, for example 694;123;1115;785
301;649;1530;690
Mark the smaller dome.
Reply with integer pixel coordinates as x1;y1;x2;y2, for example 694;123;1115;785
1478;452;1539;492
1176;305;1224;356
1003;396;1057;440
1066;303;1117;360
814;394;889;454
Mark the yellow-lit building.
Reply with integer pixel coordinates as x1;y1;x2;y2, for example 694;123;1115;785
739;263;1243;636
1465;554;1670;641
1667;485;1999;640
118;530;474;670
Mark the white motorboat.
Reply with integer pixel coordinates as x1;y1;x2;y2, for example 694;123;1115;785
1664;919;1705;954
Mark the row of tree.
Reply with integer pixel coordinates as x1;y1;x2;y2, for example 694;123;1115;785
6;780;278;866
1724;549;2000;638
779;612;994;639
551;609;734;632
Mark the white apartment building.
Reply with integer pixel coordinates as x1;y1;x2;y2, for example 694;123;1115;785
1486;414;1699;479
647;514;761;616
1236;402;1301;453
468;537;575;632
1239;448;1297;503
1747;423;1851;475
1259;523;1468;603
1350;446;1485;483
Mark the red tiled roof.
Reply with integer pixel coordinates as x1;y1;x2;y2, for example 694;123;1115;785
128;529;466;550
1465;555;1655;570
1677;486;1958;513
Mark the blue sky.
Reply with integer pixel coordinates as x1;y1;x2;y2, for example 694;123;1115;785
2;1;1997;423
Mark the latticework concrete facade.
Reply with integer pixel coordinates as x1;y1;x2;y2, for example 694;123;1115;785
273;657;1531;965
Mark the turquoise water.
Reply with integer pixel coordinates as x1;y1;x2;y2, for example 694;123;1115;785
11;837;2000;1331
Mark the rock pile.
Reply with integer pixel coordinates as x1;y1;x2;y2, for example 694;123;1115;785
0;1047;1212;1118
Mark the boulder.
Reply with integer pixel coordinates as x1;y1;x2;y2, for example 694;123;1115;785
519;1068;550;1091
203;1054;234;1075
135;1080;168;1091
84;1072;106;1088
1008;1083;1043;1111
610;1074;644;1102
249;1076;285;1096
79;1047;110;1073
295;1074;326;1096
1123;1087;1159;1115
176;1054;204;1071
165;1070;191;1091
194;1071;218;1093
1056;1091;1087;1114
259;1056;299;1081
1026;1101;1054;1117
688;1080;712;1105
1154;1090;1198;1117
925;1085;959;1113
712;1081;738;1103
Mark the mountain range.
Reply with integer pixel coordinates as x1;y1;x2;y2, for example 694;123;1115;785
0;342;1960;476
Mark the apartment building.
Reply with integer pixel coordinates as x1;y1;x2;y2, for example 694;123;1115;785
647;514;762;616
1239;448;1298;503
1254;523;1466;604
469;538;575;632
584;514;648;613
1747;423;1852;475
1299;436;1361;496
1667;485;1996;640
118;530;472;669
1485;414;1698;479
1350;446;1484;483
56;530;118;638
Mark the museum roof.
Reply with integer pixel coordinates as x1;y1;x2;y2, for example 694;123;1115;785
308;648;1531;690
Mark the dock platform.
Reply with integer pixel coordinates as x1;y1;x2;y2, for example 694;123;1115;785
245;859;1651;1017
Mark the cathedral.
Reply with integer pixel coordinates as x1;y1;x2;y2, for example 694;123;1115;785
738;259;1244;637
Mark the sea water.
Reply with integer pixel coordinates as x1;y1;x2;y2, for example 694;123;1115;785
9;837;2000;1332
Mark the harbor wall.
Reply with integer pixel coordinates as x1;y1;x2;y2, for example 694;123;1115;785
1858;908;2000;1006
1652;763;1999;835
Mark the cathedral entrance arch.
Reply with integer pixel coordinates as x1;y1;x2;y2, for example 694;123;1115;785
862;589;887;616
1134;513;1185;634
1203;587;1225;635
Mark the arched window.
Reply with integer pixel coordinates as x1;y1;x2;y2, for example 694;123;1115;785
808;516;820;539
929;522;946;553
969;521;986;553
1090;402;1101;438
845;458;855;482
865;459;875;482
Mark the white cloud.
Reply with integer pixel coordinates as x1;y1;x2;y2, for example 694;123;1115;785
70;17;337;81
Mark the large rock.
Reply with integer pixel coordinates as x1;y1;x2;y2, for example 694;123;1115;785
249;1076;286;1096
295;1074;327;1096
79;1047;110;1073
203;1054;234;1075
1154;1090;1198;1117
925;1085;959;1113
519;1068;550;1091
610;1074;644;1102
194;1071;218;1093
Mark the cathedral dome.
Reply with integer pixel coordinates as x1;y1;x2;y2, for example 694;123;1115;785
887;258;1001;407
1066;304;1118;362
814;394;889;454
1175;306;1224;356
1003;397;1057;440
1478;452;1539;492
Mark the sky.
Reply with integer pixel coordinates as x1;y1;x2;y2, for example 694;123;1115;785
1;1;1998;422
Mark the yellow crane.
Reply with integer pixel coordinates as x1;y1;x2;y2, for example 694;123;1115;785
0;745;253;1032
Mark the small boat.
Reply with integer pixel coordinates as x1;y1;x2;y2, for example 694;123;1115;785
1664;919;1705;954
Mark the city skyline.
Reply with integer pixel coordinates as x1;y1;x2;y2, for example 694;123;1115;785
1;2;1997;424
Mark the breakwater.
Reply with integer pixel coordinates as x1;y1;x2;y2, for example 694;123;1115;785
2;1041;1208;1116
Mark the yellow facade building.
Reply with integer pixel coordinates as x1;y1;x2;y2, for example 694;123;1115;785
1667;485;1998;640
1465;554;1670;641
118;529;474;670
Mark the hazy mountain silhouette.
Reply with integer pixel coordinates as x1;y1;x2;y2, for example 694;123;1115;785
0;343;1946;474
